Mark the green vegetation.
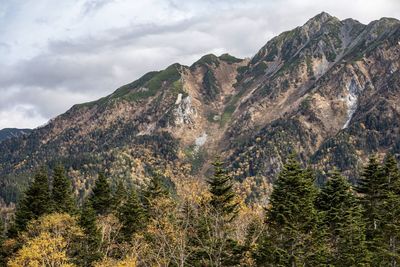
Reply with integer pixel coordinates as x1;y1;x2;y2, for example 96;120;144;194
255;156;320;265
125;63;182;102
75;64;182;108
3;153;400;266
51;164;77;214
89;172;112;215
252;61;268;77
218;53;243;64
221;103;236;127
306;56;314;76
202;68;220;101
192;54;220;68
10;167;52;234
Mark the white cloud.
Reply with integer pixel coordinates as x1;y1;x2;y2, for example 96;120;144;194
0;0;399;129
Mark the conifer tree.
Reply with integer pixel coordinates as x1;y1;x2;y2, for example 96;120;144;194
51;164;76;214
112;180;127;211
142;171;169;214
89;172;112;216
117;189;145;241
207;159;239;221
12;167;51;233
255;156;319;266
356;156;386;239
317;171;370;266
190;158;242;266
78;202;102;266
356;155;387;262
378;155;400;266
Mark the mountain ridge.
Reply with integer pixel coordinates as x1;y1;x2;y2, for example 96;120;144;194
1;12;399;204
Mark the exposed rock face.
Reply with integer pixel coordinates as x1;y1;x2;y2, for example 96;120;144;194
0;128;31;143
1;12;399;204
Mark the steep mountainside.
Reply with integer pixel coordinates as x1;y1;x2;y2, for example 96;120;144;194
1;12;399;204
0;128;31;143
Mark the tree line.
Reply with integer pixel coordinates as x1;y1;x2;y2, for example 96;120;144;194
0;154;399;266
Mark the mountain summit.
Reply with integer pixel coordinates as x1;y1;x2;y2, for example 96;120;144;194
1;13;400;204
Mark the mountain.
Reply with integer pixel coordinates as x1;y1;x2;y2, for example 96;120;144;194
0;128;31;143
1;12;399;204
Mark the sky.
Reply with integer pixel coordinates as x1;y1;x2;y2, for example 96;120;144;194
0;0;399;129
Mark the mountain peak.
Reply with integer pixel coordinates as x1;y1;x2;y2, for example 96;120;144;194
306;11;334;24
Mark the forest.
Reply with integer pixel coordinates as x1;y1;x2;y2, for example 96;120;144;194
0;153;400;266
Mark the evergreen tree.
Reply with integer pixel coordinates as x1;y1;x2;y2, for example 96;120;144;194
77;202;102;266
378;155;400;266
51;164;76;214
190;158;242;266
356;155;386;239
356;155;388;263
142;171;169;214
89;172;112;216
112;180;127;211
255;156;319;266
12;167;51;233
117;189;145;241
207;159;239;221
317;171;370;266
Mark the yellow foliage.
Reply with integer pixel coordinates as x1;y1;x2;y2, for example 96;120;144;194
8;213;83;267
24;213;83;240
8;232;75;267
94;256;137;267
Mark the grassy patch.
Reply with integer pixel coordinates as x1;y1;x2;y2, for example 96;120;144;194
219;53;243;64
192;54;220;68
124;64;181;101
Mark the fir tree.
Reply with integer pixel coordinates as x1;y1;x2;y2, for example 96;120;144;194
356;155;387;262
255;156;319;266
117;189;145;241
12;167;51;233
193;158;242;266
77;202;102;266
89;172;112;216
378;155;400;266
112;180;127;211
356;156;386;238
51;164;76;214
317;171;370;266
207;159;239;221
142;171;169;214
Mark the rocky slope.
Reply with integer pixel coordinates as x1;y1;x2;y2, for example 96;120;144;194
1;12;399;204
0;128;31;143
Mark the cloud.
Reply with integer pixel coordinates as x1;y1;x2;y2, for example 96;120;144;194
0;0;399;129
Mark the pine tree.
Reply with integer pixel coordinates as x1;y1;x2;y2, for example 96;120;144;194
255;156;319;266
89;172;112;216
317;170;370;266
12;167;51;233
77;202;102;266
117;189;145;241
51;164;76;214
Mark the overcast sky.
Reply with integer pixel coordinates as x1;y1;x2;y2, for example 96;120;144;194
0;0;399;129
